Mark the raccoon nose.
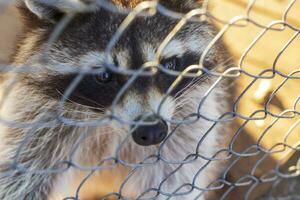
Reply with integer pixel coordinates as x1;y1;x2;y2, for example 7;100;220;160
132;116;168;146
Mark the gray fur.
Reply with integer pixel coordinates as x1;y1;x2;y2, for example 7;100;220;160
0;0;233;199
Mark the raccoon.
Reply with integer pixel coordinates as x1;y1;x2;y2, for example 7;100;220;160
0;0;233;199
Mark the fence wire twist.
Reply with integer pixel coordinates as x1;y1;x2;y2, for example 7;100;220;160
0;0;299;200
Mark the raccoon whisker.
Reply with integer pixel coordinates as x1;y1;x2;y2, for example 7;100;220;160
172;77;200;100
218;55;235;66
173;71;211;100
174;104;194;113
208;56;235;72
66;112;104;122
70;94;106;111
27;104;82;114
173;85;204;114
174;96;195;107
25;106;95;121
172;61;230;102
173;80;202;102
15;104;58;122
173;105;196;116
174;100;197;113
56;90;106;112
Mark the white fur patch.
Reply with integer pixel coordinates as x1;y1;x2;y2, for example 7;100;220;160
115;50;130;69
148;89;175;120
80;50;132;70
113;89;175;123
142;39;204;63
141;40;186;62
118;91;144;121
185;35;209;54
141;43;156;61
79;51;106;67
161;40;186;58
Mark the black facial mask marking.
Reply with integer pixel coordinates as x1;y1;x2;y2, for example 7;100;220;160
37;50;209;111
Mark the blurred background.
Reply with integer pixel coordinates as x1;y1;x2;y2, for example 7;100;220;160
210;0;300;198
0;5;21;63
0;0;299;199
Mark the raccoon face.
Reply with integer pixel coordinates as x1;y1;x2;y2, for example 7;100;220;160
15;0;229;147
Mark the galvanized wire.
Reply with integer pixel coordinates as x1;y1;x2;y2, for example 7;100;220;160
0;0;299;199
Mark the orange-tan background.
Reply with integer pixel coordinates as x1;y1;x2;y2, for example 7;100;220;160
210;0;299;199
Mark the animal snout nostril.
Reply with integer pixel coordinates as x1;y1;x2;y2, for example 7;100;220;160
132;116;168;146
141;136;148;141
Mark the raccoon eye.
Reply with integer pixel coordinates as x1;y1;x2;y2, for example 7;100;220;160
162;57;180;71
94;71;112;83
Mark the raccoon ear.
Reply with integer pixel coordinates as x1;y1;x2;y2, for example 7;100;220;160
19;0;85;23
20;0;64;22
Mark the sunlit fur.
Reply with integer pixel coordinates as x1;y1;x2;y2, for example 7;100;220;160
0;0;233;199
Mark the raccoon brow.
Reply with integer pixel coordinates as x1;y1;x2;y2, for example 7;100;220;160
78;52;119;71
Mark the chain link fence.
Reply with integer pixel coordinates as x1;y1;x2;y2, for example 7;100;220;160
0;0;299;199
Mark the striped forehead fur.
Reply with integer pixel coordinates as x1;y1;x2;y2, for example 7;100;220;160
141;39;202;62
62;38;200;73
76;38;200;72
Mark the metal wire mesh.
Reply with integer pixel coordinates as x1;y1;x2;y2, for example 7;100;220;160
0;0;299;199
